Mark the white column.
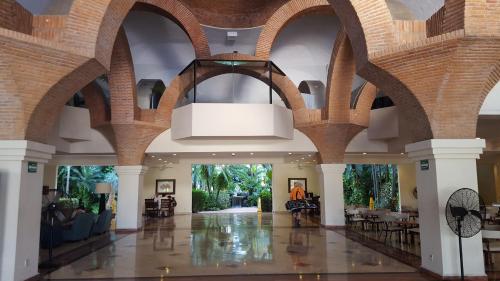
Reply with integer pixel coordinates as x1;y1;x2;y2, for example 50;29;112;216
316;164;346;227
116;165;148;230
0;141;55;281
406;139;486;278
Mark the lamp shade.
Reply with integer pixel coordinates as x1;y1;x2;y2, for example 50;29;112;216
95;183;112;194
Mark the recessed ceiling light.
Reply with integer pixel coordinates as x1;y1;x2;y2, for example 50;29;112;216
301;157;305;160
231;153;236;156
159;158;162;160
250;152;254;155
362;153;367;155
400;153;405;155
212;153;216;156
173;153;177;156
152;155;155;158
288;152;292;155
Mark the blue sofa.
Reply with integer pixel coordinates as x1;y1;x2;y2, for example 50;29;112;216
63;213;94;241
92;210;112;235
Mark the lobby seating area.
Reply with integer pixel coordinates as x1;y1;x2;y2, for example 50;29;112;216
40;210;113;248
144;197;177;217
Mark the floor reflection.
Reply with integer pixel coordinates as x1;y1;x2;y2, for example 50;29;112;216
45;213;416;279
191;213;273;266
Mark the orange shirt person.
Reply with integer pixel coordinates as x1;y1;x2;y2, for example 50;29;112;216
290;182;305;227
290;182;305;201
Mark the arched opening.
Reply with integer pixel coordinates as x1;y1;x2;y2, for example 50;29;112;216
476;81;500;206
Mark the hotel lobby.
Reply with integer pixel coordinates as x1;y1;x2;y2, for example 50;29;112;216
1;0;500;280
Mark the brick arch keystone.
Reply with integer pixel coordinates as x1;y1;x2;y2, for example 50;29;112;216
62;0;210;69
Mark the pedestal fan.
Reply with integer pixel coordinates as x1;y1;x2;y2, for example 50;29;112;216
39;189;61;269
445;188;485;281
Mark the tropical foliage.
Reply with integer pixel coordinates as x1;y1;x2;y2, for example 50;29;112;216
192;164;272;212
343;164;399;211
56;166;118;213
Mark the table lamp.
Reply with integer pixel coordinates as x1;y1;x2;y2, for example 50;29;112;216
95;183;112;214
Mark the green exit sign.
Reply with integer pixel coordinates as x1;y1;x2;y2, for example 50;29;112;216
420;160;429;171
28;162;37;173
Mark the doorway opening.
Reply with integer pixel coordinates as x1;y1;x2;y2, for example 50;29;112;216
191;164;273;213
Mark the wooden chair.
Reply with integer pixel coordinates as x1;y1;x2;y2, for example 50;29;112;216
379;214;405;243
160;198;175;217
145;199;158;217
345;209;367;230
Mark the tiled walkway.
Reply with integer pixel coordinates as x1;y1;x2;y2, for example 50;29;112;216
43;213;435;280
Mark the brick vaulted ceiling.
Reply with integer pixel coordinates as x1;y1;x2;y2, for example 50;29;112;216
0;0;499;165
179;0;289;28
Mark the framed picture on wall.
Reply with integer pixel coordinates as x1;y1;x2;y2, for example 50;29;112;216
156;179;176;195
288;178;307;193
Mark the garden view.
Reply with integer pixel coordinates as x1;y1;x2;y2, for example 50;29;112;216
191;164;273;212
56;166;118;214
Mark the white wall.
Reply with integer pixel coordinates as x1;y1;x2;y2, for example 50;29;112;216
123;11;195;88
271;15;338;88
367;107;399;140
398;163;418;210
397;0;444;20
171;103;293;139
47;106;114;154
480;82;500;116
477;162;500;204
143;164;192;214
43;164;57;189
203;26;261;55
17;0;73;14
272;164;319;212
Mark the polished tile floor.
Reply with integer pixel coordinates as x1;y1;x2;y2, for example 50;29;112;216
44;213;434;280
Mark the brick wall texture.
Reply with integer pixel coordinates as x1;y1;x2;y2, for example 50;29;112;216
0;0;498;164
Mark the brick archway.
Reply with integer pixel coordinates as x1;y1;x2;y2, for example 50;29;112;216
25;59;106;142
255;0;333;59
155;53;307;127
24;0;209;143
62;0;210;69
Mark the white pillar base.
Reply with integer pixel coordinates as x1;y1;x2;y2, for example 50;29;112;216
406;139;486;278
116;165;148;230
317;164;346;227
0;141;54;281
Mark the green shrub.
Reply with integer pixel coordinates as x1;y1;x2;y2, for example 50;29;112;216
204;191;231;211
260;190;272;212
217;191;231;210
192;189;208;213
247;193;259;207
58;198;79;209
204;194;220;211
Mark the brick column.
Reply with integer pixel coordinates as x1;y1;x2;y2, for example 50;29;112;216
406;139;486;279
115;166;148;230
316;164;346;227
0;141;54;281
